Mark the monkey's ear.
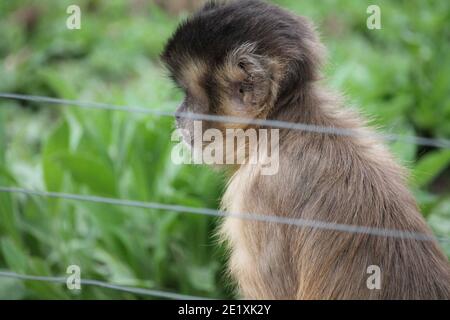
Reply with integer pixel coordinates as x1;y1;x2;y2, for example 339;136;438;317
225;43;281;113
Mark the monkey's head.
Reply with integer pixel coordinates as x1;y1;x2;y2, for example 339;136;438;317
162;0;324;146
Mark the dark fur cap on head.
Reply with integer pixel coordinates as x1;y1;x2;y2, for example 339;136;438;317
162;0;325;104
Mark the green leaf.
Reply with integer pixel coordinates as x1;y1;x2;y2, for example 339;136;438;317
411;150;450;188
0;277;25;299
54;153;117;197
1;239;28;273
42;121;70;191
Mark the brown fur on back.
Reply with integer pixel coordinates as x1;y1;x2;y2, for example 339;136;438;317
163;0;450;299
220;85;450;299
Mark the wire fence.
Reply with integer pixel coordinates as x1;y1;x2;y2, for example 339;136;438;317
0;92;449;299
1;93;450;149
0;186;446;243
0;271;208;300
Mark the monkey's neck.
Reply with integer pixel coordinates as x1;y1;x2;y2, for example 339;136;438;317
226;83;347;176
270;82;336;127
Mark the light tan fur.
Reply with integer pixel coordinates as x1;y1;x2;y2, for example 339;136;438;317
219;85;450;299
163;1;450;299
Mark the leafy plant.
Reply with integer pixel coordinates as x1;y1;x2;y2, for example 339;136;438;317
0;0;449;299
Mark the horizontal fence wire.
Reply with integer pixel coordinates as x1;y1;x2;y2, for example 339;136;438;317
1;186;448;243
1;93;450;149
1;93;450;299
0;271;208;300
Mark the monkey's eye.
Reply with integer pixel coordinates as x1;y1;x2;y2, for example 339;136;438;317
235;83;247;99
235;82;252;105
239;81;252;94
233;82;244;96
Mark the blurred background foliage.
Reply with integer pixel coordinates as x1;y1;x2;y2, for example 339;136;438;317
0;0;449;299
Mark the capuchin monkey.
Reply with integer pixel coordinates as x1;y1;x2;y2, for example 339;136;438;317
162;0;450;299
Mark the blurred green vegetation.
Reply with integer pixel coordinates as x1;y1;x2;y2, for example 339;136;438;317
0;0;449;299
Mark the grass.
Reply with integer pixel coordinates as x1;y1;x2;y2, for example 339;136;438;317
0;0;449;299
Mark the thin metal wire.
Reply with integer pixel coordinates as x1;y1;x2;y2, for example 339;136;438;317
0;270;209;300
1;93;450;149
1;186;447;243
0;93;449;299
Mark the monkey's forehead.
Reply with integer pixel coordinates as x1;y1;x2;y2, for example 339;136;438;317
161;0;314;73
